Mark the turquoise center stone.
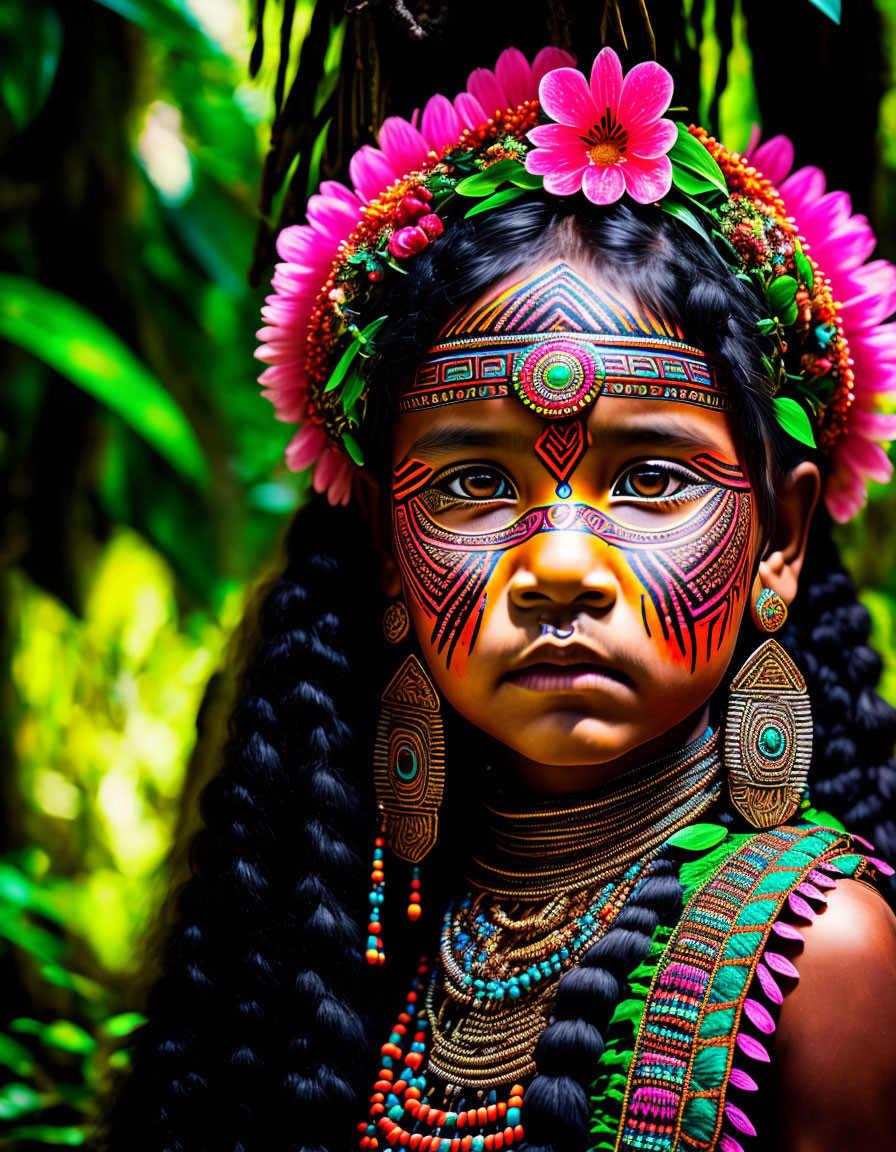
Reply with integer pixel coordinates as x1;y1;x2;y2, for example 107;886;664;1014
543;362;573;390
395;744;419;781
758;724;785;759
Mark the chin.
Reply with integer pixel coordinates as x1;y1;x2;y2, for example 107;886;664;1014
497;710;645;768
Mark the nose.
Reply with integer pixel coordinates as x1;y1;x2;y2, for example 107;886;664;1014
507;519;618;615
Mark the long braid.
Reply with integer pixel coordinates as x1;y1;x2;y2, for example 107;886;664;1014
519;851;684;1152
103;500;380;1151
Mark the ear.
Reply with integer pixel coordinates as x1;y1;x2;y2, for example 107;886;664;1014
755;460;821;607
355;470;402;598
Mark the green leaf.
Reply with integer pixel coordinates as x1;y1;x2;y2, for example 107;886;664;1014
0;1034;35;1077
767;274;798;314
0;1082;42;1120
40;1020;96;1054
103;1012;147;1039
323;316;386;393
454;158;523;196
794;246;815;293
667;823;728;851
464;186;528;218
668;123;728;195
507;169;543;190
0;3;62;131
670;165;725;200
342;432;364;466
801;806;847;832
0;277;208;487
659;199;712;244
773;396;817;448
4;1126;85;1145
807;0;841;24
757;318;777;334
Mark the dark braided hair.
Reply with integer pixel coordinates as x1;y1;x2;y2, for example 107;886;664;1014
104;200;895;1151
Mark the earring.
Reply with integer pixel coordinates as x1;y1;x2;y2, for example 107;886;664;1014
752;586;788;633
724;639;813;828
368;602;443;963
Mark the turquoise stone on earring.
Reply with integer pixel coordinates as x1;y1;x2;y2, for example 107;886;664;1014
758;723;785;759
395;743;419;781
544;362;573;390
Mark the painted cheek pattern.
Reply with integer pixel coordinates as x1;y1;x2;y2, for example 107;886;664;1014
391;453;753;672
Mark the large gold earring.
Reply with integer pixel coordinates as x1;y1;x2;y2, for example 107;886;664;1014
374;603;445;862
724;639;812;828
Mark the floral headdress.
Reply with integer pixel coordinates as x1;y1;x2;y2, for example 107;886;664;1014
255;46;896;522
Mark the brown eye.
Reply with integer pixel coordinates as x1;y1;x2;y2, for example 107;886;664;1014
613;461;707;503
444;467;514;502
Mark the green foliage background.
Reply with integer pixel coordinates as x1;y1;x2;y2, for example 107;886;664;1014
1;0;896;1143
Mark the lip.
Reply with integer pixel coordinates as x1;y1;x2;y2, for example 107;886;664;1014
502;640;633;693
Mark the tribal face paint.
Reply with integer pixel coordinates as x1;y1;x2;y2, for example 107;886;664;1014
392;451;752;672
400;263;728;498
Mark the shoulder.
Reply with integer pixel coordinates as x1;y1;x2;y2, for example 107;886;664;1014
772;878;896;1152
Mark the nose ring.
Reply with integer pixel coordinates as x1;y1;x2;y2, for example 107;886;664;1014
540;621;575;640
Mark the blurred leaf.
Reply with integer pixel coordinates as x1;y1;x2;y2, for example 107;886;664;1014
0;1034;35;1077
0;1;62;131
4;1126;86;1145
0;1082;42;1120
0;277;208;487
39;1020;97;1055
89;0;219;58
103;1012;147;1038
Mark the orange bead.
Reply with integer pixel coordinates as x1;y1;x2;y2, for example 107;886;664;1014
456;1113;466;1130
477;1108;488;1126
372;870;384;882
461;1138;473;1152
494;1135;503;1151
409;1136;422;1152
513;1127;524;1142
503;1130;514;1145
366;950;380;964
361;1139;371;1150
370;922;382;934
405;1088;421;1101
510;1086;524;1097
487;1105;497;1123
410;879;421;890
497;1103;506;1118
484;1137;494;1151
358;1122;369;1134
399;1133;410;1147
407;904;422;922
508;1097;523;1110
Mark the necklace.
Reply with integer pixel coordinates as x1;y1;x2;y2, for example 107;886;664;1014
359;729;722;1152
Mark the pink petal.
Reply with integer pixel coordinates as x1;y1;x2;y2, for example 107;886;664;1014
285;423;327;471
582;163;626;205
788;892;816;921
620;153;673;204
780;164;827;206
851;832;877;851
808;869;838;890
743;998;776;1035
749;133;794;185
467;66;508;118
616;60;674;134
627;117;677;159
869;856;895;875
755;961;783;1005
729;1067;759;1092
589;47;623;118
797;881;828;903
312;447;340;492
771;920;804;941
317;179;363;211
818;860;845;874
725;1102;757;1137
539;66;598;128
528;122;588;148
454;92;487;130
719;1137;745;1152
494;47;533;108
764;952;800;980
531;46;577;87
306;190;362;236
378;116;430;176
420;94;462;153
349;145;397;202
326;458;355;506
542;166;588;196
736;1032;771;1062
525;145;587;176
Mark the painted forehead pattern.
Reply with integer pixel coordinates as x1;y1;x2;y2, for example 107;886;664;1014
398;264;729;419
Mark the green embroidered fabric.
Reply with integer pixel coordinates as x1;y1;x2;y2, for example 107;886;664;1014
588;819;876;1152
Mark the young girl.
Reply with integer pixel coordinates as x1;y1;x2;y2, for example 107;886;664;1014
105;46;896;1152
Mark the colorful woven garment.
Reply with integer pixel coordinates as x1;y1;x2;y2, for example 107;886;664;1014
588;821;884;1152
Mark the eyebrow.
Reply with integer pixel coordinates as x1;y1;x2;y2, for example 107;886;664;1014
409;424;538;456
409;416;717;458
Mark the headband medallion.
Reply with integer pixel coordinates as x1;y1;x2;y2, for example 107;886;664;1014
511;339;604;419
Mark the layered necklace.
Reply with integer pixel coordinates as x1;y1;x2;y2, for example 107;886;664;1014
359;729;721;1152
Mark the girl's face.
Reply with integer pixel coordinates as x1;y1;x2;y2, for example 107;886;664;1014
385;263;762;788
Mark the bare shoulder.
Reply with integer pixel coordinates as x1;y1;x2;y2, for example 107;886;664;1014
772;878;896;1152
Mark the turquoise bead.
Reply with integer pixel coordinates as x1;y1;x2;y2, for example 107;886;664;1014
758;723;785;759
472;1138;485;1152
507;1109;521;1127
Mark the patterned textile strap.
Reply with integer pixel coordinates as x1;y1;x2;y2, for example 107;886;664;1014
614;823;874;1152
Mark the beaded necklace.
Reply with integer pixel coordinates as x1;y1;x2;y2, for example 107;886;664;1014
359;730;722;1152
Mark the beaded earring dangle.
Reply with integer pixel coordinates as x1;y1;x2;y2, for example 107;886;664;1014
724;585;812;828
367;600;445;963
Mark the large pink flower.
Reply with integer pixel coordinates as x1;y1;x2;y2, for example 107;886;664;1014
256;46;573;505
748;131;896;521
525;47;676;206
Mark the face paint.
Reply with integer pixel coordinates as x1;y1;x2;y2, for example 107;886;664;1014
392;452;752;672
398;265;729;496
